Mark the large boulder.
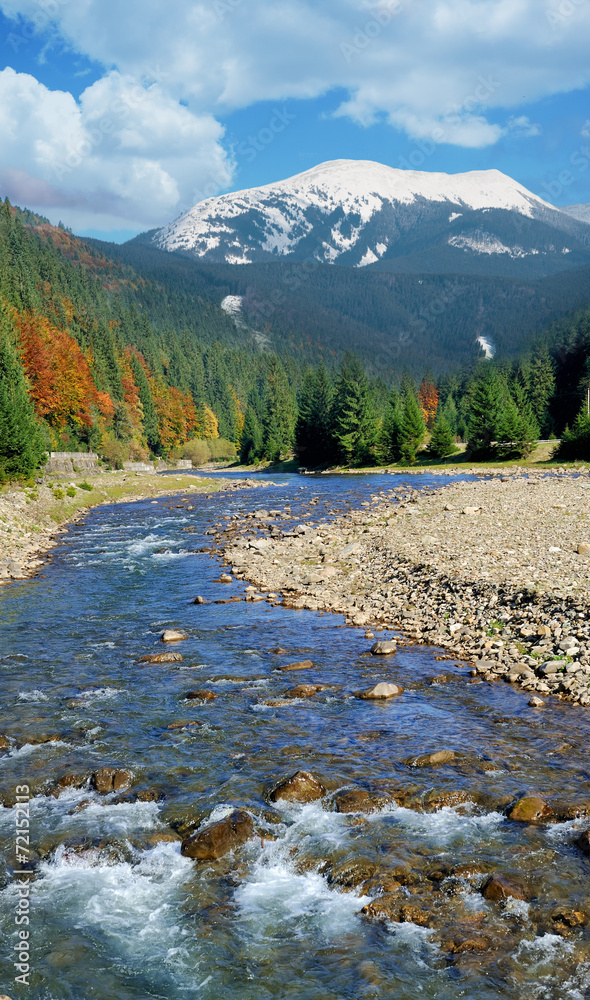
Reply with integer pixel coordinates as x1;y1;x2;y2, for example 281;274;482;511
358;683;403;700
181;810;254;860
269;770;325;804
507;796;554;824
481;873;531;901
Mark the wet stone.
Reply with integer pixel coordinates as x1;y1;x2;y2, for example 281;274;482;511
481;873;531;902
279;660;313;671
333;788;391;814
406;750;457;767
161;629;189;642
358;682;403;700
507;795;554;824
576;829;590;855
370;641;397;655
50;773;90;797
185;690;216;701
138;652;183;664
181;810;254;861
269;770;326;804
92;768;133;794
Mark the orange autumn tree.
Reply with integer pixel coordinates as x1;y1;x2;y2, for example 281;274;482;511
14;310;113;435
151;380;198;453
418;377;439;429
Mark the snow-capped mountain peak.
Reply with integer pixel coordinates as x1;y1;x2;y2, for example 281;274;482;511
143;159;590;271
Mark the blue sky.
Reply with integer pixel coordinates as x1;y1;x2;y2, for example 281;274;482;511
1;0;590;241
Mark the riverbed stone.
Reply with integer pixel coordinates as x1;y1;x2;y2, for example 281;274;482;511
185;690;216;701
481;873;531;901
269;770;326;804
285;683;330;698
576;829;590;855
92;768;133;794
138;652;183;664
370;640;397;655
528;696;545;707
279;660;313;671
507;796;554;824
50;773;90;797
358;682;403;700
161;629;188;642
407;750;457;767
0;735;10;751
334;788;391;813
181;810;254;860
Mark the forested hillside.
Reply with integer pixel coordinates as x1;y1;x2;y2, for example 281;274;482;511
2;196;590;481
111;239;590;376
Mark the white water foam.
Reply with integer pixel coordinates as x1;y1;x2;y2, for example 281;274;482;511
17;689;49;702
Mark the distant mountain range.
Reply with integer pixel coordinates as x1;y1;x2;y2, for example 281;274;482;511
133;159;590;280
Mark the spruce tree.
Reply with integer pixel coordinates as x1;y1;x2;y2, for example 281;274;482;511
399;389;426;464
428;411;457;459
467;364;504;458
0;312;46;481
295;364;335;466
240;405;264;464
557;406;590;460
379;388;403;463
331;354;378;465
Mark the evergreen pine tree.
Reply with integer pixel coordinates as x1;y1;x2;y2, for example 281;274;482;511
331;354;378;465
378;388;404;463
399;389;426;464
467;364;504;458
295;363;335;466
557;406;590;460
428;411;457;458
240;405;264;464
0;309;46;480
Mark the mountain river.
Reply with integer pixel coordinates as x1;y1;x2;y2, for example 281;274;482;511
0;471;589;1000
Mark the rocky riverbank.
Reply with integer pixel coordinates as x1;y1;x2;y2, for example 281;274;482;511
217;470;590;706
0;471;263;585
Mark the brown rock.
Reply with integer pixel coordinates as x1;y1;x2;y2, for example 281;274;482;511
551;907;587;928
166;720;202;730
423;789;473;810
443;934;490;954
185;690;216;701
481;873;530;902
576;829;590;855
219;574;233;583
334;788;390;814
0;735;10;751
407;750;457;767
269;770;326;804
50;773;90;797
193;596;208;604
279;660;313;671
181;809;254;860
92;768;133;794
360;893;402;922
507;796;554;824
358;682;403;700
577;543;590;556
138;652;183;664
399;904;431;926
285;684;329;698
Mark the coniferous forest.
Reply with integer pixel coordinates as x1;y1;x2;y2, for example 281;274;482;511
2;196;590;481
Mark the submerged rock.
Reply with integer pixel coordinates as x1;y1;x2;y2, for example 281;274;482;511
285;683;330;699
507;796;554;824
370;641;397;655
269;770;326;804
185;690;216;701
407;750;457;767
358;682;403;700
138;652;183;664
0;735;10;751
576;829;590;855
481;873;531;901
333;788;391;814
181;810;254;860
50;773;90;797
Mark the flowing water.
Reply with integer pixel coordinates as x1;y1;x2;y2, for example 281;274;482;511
1;472;589;1000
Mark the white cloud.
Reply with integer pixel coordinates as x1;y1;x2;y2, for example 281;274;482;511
505;115;542;138
0;67;232;230
582;120;590;137
1;0;590;227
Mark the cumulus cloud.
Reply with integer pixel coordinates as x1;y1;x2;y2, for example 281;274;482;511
0;67;232;230
582;120;590;137
1;0;590;227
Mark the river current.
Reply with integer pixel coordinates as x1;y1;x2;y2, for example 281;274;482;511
1;471;589;1000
